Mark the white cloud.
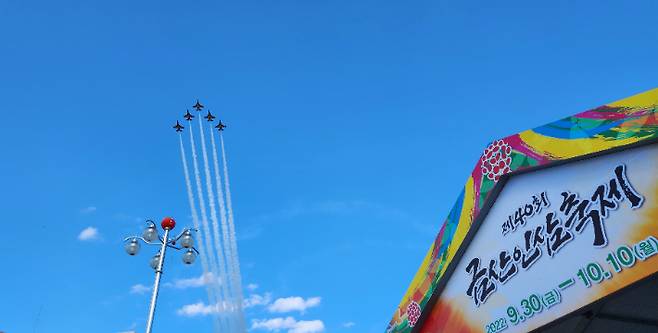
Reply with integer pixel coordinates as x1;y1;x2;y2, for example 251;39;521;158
130;284;151;295
176;301;235;317
80;206;97;214
177;289;271;311
177;295;320;321
164;272;218;289
268;297;321;314
290;321;325;333
78;226;99;241
252;317;297;331
247;283;259;291
177;302;217;317
244;292;272;308
342;322;355;328
251;317;324;333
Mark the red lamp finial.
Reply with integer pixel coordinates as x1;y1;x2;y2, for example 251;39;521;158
161;217;176;230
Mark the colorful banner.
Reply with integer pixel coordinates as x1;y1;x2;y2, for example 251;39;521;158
387;88;658;333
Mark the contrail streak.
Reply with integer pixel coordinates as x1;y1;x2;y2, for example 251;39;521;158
220;133;246;332
209;125;238;329
178;134;223;333
197;116;235;332
189;122;228;331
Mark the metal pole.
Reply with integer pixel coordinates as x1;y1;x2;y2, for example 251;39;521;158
145;228;170;333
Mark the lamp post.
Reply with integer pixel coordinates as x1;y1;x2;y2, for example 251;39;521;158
124;217;199;333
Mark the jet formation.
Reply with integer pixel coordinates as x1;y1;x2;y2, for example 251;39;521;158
173;100;227;133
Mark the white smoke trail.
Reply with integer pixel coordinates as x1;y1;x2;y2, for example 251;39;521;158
188;121;228;331
209;125;238;328
220;133;246;332
178;134;223;333
197;116;235;332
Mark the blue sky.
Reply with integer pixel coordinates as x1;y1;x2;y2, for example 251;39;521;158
1;0;657;332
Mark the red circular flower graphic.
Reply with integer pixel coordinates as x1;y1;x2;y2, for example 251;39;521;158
480;140;512;182
407;301;421;327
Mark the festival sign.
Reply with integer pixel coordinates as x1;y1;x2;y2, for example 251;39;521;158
387;88;658;333
425;144;658;333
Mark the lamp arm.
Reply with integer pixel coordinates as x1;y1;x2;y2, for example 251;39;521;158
170;228;199;243
123;236;165;247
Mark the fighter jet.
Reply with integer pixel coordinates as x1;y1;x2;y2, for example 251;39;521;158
184;109;194;121
215;120;227;131
173;120;184;132
193;99;204;111
205;110;216;122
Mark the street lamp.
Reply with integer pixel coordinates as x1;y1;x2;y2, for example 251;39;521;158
123;217;199;333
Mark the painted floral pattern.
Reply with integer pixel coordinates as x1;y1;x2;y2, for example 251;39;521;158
480;140;512;182
406;301;421;327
